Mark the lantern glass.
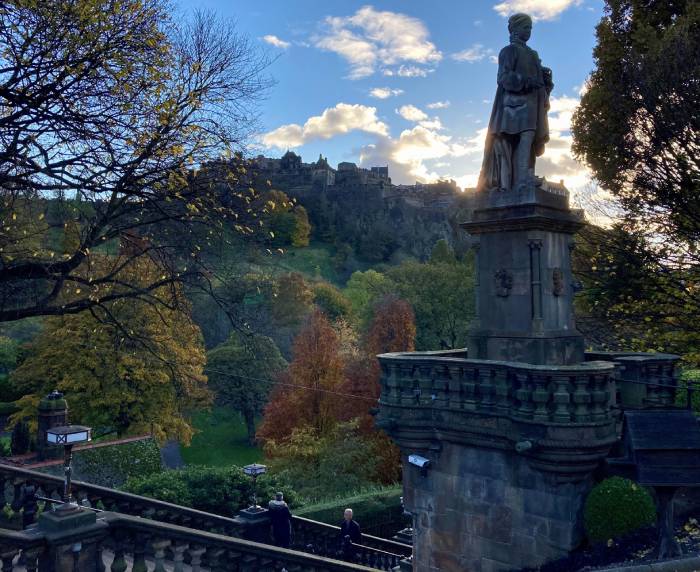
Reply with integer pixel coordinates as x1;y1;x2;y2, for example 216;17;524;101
46;425;92;446
243;463;267;477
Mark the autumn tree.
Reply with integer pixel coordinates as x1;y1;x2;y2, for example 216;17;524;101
10;257;210;443
257;309;345;443
206;331;286;444
313;281;352;322
270;272;313;327
0;1;272;323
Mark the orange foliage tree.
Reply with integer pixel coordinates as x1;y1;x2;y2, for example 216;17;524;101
257;309;345;443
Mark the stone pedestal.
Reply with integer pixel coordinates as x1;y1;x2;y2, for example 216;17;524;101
233;506;271;544
38;507;103;572
463;184;585;366
37;391;68;461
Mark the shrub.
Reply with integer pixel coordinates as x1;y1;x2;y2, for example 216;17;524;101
584;477;656;542
123;465;299;517
10;419;30;455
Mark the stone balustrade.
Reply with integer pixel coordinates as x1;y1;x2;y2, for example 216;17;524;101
0;510;381;571
0;464;410;569
379;350;617;425
584;351;679;408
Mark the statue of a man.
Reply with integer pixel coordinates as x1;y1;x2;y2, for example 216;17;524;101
477;13;553;192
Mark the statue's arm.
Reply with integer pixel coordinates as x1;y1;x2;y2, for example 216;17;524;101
497;46;525;92
542;65;554;94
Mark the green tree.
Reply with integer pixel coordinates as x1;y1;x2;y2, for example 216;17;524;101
387;259;475;350
270;272;314;327
10;258;211;443
343;270;396;328
571;1;700;363
206;332;286;445
313;282;352;322
430;239;456;265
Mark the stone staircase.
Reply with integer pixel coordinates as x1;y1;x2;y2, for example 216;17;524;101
0;465;411;571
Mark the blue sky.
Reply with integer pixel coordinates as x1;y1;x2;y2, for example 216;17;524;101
176;0;605;191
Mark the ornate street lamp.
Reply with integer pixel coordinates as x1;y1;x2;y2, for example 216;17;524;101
46;425;92;513
242;463;267;511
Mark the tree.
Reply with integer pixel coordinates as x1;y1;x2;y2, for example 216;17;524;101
270;272;313;327
0;1;272;323
430;239;456;265
257;309;345;443
343;270;396;328
571;0;700;364
10;257;210;443
365;295;416;356
206;332;286;444
387;259;475;350
313;282;353;322
260;191;310;248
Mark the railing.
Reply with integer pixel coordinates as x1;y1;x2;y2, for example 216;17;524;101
378;351;617;425
0;510;380;572
0;464;410;568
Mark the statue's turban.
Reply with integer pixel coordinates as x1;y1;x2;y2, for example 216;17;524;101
508;13;532;32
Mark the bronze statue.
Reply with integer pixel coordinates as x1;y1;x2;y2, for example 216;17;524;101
477;13;553;192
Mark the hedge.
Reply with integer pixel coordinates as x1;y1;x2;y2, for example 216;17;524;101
584;477;656;542
294;485;407;538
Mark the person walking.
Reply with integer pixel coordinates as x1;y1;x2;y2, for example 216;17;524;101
268;492;293;548
339;508;362;561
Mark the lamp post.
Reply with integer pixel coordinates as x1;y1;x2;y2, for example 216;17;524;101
45;425;92;513
242;463;267;511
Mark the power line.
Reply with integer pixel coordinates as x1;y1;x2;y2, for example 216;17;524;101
205;367;380;403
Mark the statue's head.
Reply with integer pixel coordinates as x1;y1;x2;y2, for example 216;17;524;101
508;13;532;42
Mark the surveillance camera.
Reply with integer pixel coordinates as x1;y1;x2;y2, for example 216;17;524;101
408;454;431;469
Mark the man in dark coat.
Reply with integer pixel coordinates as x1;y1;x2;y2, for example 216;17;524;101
268;492;292;548
477;12;554;192
339;508;362;560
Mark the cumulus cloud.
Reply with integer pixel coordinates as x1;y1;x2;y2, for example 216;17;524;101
262;103;389;149
452;44;494;63
261;35;291;49
397;104;428;122
369;87;404;99
493;0;583;21
315;6;441;79
427;100;450;109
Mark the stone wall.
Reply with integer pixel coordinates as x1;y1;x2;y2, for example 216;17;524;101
404;443;591;572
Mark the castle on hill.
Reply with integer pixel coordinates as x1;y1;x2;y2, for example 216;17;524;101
253;150;464;209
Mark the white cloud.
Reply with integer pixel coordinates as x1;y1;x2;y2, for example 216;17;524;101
418;117;444;130
383;65;434;78
369;87;404;99
427;100;450;109
473;20;484;27
493;0;583;21
452;44;494;63
262;103;389;149
261;35;291;49
397;104;428;122
315;6;441;79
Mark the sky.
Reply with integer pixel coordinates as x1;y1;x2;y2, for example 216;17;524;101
176;0;605;194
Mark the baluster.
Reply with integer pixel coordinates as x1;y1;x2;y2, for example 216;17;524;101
11;478;24;514
0;473;6;507
151;539;171;572
189;546;207;572
462;367;477;410
447;365;462;409
1;546;19;571
23;546;43;572
590;374;609;421
171;541;189;572
110;529;128;572
531;374;550;422
95;539;107;572
22;482;38;527
478;368;496;410
494;368;510;415
205;548;227;572
515;373;534;418
572;375;591;422
552;374;572;422
131;534;147;572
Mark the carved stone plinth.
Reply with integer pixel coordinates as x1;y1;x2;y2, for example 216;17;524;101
463;184;585;366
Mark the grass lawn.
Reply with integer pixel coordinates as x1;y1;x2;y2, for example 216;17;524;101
180;407;263;467
274;242;340;284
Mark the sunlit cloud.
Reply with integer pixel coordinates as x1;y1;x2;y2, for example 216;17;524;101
314;6;441;79
427;101;450;109
493;0;583;21
369;87;404;99
452;44;494;63
261;35;291;49
262;103;389;148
